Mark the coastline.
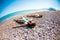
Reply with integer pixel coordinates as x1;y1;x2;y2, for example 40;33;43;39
0;9;49;23
0;10;60;40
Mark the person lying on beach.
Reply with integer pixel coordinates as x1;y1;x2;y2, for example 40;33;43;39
13;17;36;28
27;14;43;18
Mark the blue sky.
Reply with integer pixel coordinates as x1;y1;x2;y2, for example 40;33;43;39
0;0;60;18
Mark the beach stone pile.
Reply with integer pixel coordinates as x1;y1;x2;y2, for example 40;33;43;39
0;11;60;40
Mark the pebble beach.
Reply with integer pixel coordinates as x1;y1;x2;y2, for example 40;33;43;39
0;11;60;40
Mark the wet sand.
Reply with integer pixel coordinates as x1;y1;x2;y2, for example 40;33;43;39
0;11;60;40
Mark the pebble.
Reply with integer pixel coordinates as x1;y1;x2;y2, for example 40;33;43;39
0;11;60;40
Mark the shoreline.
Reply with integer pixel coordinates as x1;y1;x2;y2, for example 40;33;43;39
0;10;49;23
0;10;47;24
0;10;60;25
0;10;60;40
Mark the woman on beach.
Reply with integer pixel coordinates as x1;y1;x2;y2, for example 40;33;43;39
27;14;43;18
13;17;36;28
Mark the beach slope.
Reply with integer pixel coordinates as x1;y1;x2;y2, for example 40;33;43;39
0;11;60;40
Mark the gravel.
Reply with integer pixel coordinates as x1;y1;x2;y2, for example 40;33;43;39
0;11;60;40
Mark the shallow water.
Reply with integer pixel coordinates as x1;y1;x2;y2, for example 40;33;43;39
0;10;39;22
0;8;49;22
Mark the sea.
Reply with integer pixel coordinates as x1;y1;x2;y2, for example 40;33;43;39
0;9;49;23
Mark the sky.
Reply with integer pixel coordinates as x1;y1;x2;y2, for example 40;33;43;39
0;0;60;18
